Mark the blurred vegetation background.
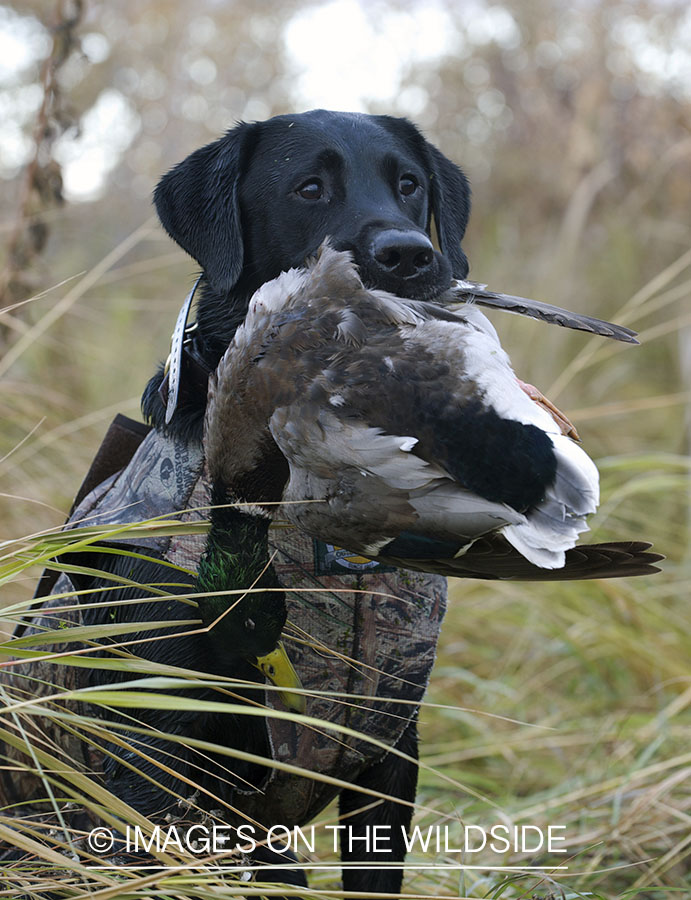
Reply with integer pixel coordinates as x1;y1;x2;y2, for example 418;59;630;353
1;0;689;897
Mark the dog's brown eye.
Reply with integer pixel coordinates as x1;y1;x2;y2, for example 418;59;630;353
399;175;418;197
297;180;323;200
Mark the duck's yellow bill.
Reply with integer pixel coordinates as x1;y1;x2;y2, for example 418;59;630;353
255;642;306;714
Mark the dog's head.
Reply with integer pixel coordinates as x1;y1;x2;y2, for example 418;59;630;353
146;110;472;435
155;110;471;309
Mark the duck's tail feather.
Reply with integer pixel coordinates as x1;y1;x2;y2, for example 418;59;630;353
383;540;663;581
450;281;639;344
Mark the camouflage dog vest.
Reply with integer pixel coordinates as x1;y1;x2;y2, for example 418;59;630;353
5;416;447;828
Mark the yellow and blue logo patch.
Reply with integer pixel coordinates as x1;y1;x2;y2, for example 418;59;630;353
313;539;396;575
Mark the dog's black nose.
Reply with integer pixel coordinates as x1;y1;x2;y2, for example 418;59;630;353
370;230;435;280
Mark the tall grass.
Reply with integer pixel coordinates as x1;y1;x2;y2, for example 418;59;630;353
0;220;689;898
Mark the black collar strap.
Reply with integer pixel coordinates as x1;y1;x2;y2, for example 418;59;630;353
159;277;212;423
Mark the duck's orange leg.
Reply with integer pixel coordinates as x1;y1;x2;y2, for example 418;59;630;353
517;379;580;441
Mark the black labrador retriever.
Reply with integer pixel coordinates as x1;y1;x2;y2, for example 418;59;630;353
137;110;470;896
147;110;470;893
16;111;471;897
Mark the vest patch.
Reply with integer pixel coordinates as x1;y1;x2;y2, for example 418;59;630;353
313;539;396;575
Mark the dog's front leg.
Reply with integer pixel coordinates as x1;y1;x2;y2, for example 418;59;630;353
338;715;418;897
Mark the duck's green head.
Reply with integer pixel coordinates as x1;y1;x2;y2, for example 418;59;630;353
196;509;305;714
199;583;305;715
219;580;287;659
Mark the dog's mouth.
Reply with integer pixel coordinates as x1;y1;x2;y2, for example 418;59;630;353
330;232;453;302
355;248;452;302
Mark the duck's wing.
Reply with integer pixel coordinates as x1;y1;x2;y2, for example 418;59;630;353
269;308;598;570
381;539;663;581
271;404;526;559
272;400;662;580
449;281;639;344
326;310;601;569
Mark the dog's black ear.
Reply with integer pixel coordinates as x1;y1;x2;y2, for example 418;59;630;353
427;144;471;279
154;123;256;294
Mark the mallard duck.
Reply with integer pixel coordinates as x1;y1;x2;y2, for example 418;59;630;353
205;243;661;581
195;494;305;712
